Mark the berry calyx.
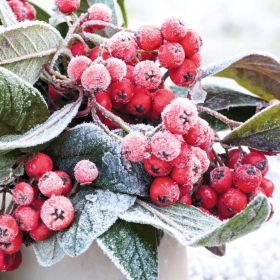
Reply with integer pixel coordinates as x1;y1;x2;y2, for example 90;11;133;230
241;151;269;175
195;185;218;210
161;18;187;42
210;166;233;193
74;160;99;185
0;215;19;243
38;171;65;197
13;206;39;232
12;182;35;206
55;0;80;14
144;155;173;177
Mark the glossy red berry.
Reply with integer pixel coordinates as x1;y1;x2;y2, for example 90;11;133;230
41;196;74;231
74;160;99;185
38;171;65;197
88;46;111;61
161;18;187;42
30;220;53;241
136;25;162;51
179;193;192;206
13;206;39;232
55;0;80;13
0;251;22;272
190;52;201;67
152;89;176;114
95;91;112;111
109;78;135;104
144;155;173;177
0;215;19;243
233;164;262;193
179;29;201;57
169;59;197;87
25;152;53;180
195;185;218;210
70;41;87;57
260;178;275;197
210;166;233;193
242;151;269;175
88;3;112;29
32;199;45;212
0;231;22;255
227;148;245;169
158;42;185;68
105;57;127;81
12;182;35;206
150;177;180;207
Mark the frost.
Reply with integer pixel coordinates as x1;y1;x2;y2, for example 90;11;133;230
58;189;136;257
67;56;92;82
105;57;127;81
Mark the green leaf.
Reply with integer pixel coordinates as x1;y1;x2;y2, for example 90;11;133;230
97;220;159;280
58;190;135;257
121;195;269;247
0;151;20;185
33;235;65;267
0;0;17;27
0;67;49;137
0;21;62;84
223;103;280;152
0;98;81;152
46;123;152;196
202;52;280;101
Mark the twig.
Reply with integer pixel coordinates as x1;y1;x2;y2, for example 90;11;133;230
212;148;224;166
147;124;163;137
0;190;6;214
82;20;135;33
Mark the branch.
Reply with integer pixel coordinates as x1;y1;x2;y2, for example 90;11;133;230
82;20;135;33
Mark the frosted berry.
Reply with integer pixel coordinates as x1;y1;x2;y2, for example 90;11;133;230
193;147;210;173
0;251;22;272
0;215;19;243
136;25;162;51
67;56;91;83
55;0;80;13
233;164;262;193
125;65;135;82
107;31;138;62
8;0;27;21
48;84;61;100
195;185;218;210
161;18;187;42
105;57;127;81
133;61;162;90
95;91;112;111
179;193;192;206
158;42;185;68
81;64;111;92
30;221;53;241
179;29;202;57
171;142;194;168
121;132;148;162
25;152;53;180
150;177;180;207
74;160;99;185
150;130;181;162
0;231;22;255
55;170;73;196
162;98;198;135
169;59;197;86
12;182;35;206
227;148;245;169
88;3;112;29
40;196;74;231
190;52;201;67
24;1;36;20
242;151;268;175
38;171;65;197
70;41;87;57
152;89;176;114
13;206;39;232
0;251;9;272
109;78;135;104
260;178;275;197
179;184;193;197
210;166;233;193
88;46;111;61
144;155;173;177
125;87;152;117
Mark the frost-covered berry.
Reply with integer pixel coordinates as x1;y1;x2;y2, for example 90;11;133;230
12;182;35;206
161;18;187;42
179;193;192;206
152;89;176;114
150;177;180;207
136;25;162;51
55;0;80;13
107;31;138;62
74;160;99;185
0;231;22;255
179;184;193;197
169;59;197;87
67;56;91;82
13;206;39;232
88;3;112;29
190;52;201;67
179;29;202;57
81;64;111;92
196;185;218;210
150;130;181;162
171;142;194;168
260;178;275;197
125;65;135;82
162;97;198;135
25;152;53;180
40;196;74;231
158;42;185;69
193;147;210;173
88;46;111;61
29;221;53;241
121;132;148;162
105;57;127;81
133;61;162;90
210;166;233;193
38;171;65;197
125;87;152;117
226;148;245;169
233;164;262;193
109;78;135;104
242;151;268;175
70;41;87;57
144;155;173;177
24;1;36;20
0;215;19;243
8;0;28;21
55;170;73;196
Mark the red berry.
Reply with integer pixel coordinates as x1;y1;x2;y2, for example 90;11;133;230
38;171;65;197
171;142;194;168
0;231;22;255
55;0;80;13
0;251;9;271
105;57;127;81
169;59;197;87
152;89;176;114
48;84;61;100
30;220;53;241
133;61;162;90
136;25;162;51
242;151;269;175
195;185;218;210
40;196;74;231
150;177;180;207
8;0;26;21
190;52;201;67
179;29;201;57
13;206;39;232
260;178;275;197
161;18;187;42
227;148;245;169
179;184;193;197
210;166;233;193
88;3;112;29
25;153;53;180
70;41;87;57
138;50;158;62
32;199;44;211
12;182;35;206
74;160;99;185
109;78;135;104
144;155;173;177
88;46;111;61
125;65;135;82
0;215;19;243
233;164;262;193
24;1;36;20
158;42;185;68
95;91;112;111
179;193;192;206
125;87;152;117
6;251;23;271
67;56;91;83
248;187;266;201
193;147;210;173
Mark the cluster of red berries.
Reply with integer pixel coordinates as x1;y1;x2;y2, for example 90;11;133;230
0;153;98;271
8;0;36;22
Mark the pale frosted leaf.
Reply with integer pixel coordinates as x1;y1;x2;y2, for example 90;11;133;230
58;189;136;257
0;0;17;26
0;151;20;185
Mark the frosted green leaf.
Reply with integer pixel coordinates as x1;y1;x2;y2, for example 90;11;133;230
0;67;49;137
0;98;81;151
0;151;19;185
58;190;136;257
0;0;17;26
97;221;159;280
33;235;65;267
0;21;62;84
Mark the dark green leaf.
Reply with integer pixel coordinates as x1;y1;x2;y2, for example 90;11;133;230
30;2;51;22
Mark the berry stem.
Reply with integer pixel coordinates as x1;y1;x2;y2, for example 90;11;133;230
0;188;6;214
147;124;163;137
82;20;135;33
212;148;224;166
